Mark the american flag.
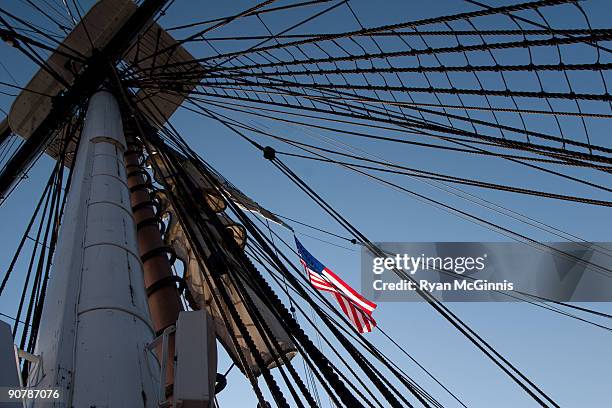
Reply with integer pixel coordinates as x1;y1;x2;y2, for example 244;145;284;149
295;238;377;334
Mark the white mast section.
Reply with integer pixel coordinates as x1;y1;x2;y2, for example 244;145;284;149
28;89;159;407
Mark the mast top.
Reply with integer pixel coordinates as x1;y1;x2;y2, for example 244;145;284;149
7;0;203;166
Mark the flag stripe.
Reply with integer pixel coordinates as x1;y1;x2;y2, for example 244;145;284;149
321;267;377;312
335;293;362;333
296;238;376;334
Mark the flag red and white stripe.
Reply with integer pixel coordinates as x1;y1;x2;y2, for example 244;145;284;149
296;238;376;333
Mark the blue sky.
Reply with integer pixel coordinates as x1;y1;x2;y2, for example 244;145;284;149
1;1;611;407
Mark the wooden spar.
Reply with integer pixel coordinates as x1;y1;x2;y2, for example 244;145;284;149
124;139;184;400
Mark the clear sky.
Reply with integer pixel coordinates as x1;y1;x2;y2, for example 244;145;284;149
1;1;611;407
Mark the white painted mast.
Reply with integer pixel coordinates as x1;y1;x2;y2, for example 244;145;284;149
2;3;221;406
27;88;159;407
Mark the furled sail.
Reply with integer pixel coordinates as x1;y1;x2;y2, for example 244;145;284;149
150;152;291;229
151;154;297;377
